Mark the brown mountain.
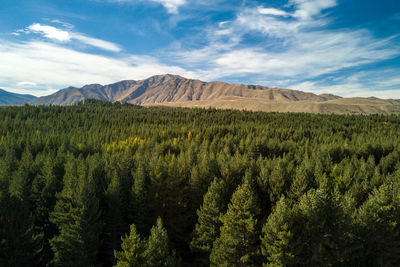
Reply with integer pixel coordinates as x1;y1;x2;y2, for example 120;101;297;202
29;74;400;114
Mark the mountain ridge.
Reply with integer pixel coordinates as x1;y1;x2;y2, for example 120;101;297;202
0;89;37;105
28;74;400;114
29;74;340;105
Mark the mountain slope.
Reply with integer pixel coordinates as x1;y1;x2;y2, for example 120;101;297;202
30;74;339;105
29;74;400;114
0;89;37;105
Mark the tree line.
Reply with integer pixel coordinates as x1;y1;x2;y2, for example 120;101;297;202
0;99;399;266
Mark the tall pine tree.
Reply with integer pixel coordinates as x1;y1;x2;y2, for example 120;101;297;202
49;158;103;266
114;218;178;267
355;182;400;266
114;224;145;267
210;176;261;266
130;162;151;235
143;217;178;267
103;170;127;266
260;197;299;266
190;178;227;265
0;183;39;266
261;188;355;266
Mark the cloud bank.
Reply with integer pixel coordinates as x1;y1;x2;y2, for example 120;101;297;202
0;40;195;96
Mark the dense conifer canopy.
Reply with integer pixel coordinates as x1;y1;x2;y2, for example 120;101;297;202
0;100;399;266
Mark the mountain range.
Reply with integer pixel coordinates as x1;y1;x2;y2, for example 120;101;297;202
2;74;399;114
0;89;36;105
29;74;339;105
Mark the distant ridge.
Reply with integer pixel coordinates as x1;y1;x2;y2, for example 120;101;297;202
29;74;339;105
0;89;37;105
29;74;400;114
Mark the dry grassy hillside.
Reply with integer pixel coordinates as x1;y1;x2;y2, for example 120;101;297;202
147;96;400;115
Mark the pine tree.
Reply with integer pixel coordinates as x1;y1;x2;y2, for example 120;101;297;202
114;224;145;267
355;182;400;266
114;218;177;267
189;152;219;214
268;158;291;203
3;150;41;265
143;217;178;267
130;162;151;235
190;178;227;265
31;155;63;265
260;197;299;267
9;149;38;209
49;158;103;266
0;184;39;266
210;177;261;266
103;170;127;266
261;188;355;266
289;158;315;201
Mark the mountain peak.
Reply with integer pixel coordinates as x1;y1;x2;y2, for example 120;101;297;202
28;74;339;106
81;84;103;90
26;75;400;114
146;73;186;82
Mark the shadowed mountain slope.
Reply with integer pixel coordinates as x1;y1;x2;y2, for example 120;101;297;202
0;89;37;105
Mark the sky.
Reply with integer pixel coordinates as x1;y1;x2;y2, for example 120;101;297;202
0;0;399;98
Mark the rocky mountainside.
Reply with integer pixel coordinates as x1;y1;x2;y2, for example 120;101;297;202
28;74;400;114
29;74;339;105
0;89;37;105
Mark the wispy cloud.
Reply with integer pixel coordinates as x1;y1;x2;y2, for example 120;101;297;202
70;34;122;52
28;23;71;41
102;0;187;14
49;19;74;29
0;39;195;96
151;0;186;14
24;23;122;52
290;0;337;19
257;7;291;17
291;81;400;99
290;69;400;99
17;81;38;87
170;0;400;98
3;0;399;98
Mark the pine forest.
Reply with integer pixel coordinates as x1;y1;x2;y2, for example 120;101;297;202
1;99;400;267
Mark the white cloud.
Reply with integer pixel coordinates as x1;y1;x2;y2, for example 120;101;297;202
258;7;290;17
17;81;38;86
290;70;400;99
71;33;122;52
150;0;186;14
50;19;74;29
26;23;122;52
290;81;400;99
291;0;337;20
105;0;224;13
172;0;399;92
0;39;195;96
28;23;71;42
177;27;398;82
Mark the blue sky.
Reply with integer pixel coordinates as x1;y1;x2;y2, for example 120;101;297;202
0;0;399;98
